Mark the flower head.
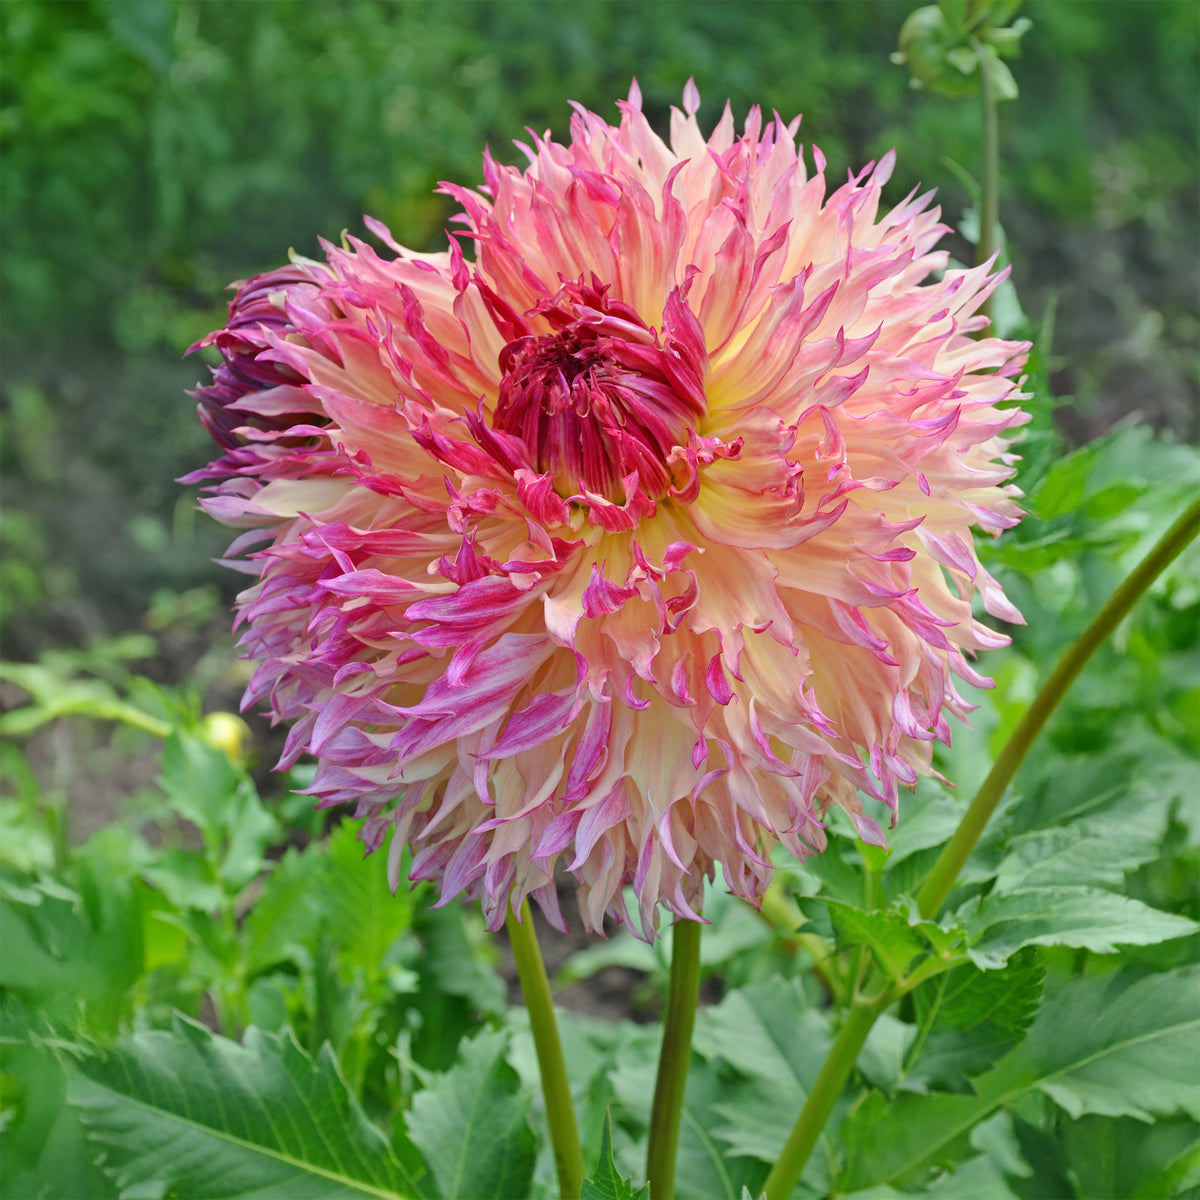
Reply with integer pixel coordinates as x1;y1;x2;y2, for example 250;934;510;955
186;82;1027;939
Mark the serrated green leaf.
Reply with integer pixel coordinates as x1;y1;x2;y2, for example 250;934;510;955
881;787;964;870
794;833;864;906
69;1014;426;1199
1;996;118;1200
321;820;419;978
905;949;1044;1089
841;968;1200;1190
608;1021;777;1200
241;846;322;976
987;966;1200;1121
1062;1115;1200;1200
157;733;278;892
991;793;1171;892
921;947;1045;1036
581;1110;649;1200
960;886;1197;967
0;864;142;1034
821;899;926;979
406;1030;536;1200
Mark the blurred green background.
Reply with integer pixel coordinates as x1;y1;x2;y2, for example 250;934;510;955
2;0;1197;659
0;0;1196;778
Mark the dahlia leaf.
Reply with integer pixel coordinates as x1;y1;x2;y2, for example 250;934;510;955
406;1030;536;1200
241;845;323;977
839;967;1200;1190
878;787;965;871
690;978;833;1193
581;1111;649;1200
989;791;1170;893
1;997;118;1200
1060;1116;1200;1200
797;832;867;906
817;899;927;979
914;946;1044;1037
984;966;1200;1122
157;732;279;894
0;860;142;1035
958;885;1197;968
904;948;1044;1090
69;1015;426;1199
321;820;419;977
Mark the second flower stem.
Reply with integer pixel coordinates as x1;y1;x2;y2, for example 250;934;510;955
506;900;583;1200
916;493;1200;919
761;993;885;1200
646;917;703;1199
763;494;1200;1198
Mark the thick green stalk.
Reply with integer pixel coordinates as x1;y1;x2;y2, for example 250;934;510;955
506;901;583;1200
646;918;703;1199
765;494;1200;1195
761;996;885;1199
917;493;1200;918
974;35;999;326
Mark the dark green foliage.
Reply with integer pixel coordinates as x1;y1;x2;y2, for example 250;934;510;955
70;1015;428;1199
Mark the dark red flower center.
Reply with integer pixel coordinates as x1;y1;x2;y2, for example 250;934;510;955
492;281;707;500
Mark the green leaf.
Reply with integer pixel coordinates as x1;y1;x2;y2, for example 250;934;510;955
322;820;418;977
987;967;1200;1121
406;904;506;1069
582;1110;649;1200
1;997;118;1200
406;1030;536;1200
991;793;1171;892
1061;1115;1200;1200
793;832;865;906
241;845;322;977
608;1021;777;1200
840;967;1200;1191
158;733;278;893
905;949;1044;1090
0;859;143;1033
818;898;963;982
960;886;1197;968
69;1014;426;1199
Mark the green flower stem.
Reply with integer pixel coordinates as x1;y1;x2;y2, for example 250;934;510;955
973;35;999;327
761;993;887;1200
764;493;1200;1198
646;917;703;1199
506;900;583;1200
917;492;1200;919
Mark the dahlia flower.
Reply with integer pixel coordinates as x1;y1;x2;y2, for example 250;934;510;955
187;81;1027;939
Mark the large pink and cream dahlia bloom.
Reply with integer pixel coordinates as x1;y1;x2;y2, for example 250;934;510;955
187;82;1027;938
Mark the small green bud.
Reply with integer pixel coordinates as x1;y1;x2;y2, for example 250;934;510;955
892;0;1030;99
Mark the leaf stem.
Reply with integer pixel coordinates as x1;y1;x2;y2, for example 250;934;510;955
761;994;886;1199
506;900;583;1200
646;917;703;1199
764;492;1200;1195
916;493;1200;919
